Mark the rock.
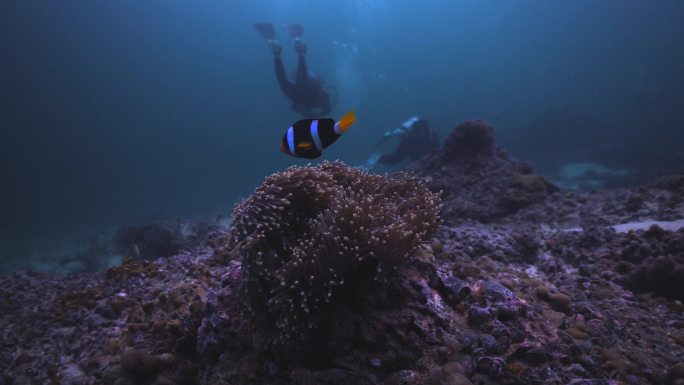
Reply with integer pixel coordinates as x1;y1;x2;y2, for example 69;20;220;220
496;302;521;320
626;254;684;301
568;321;590;340
565;363;588;377
460;355;476;375
468;306;493;325
483;281;515;302
442;361;465;375
444;373;474;385
600;348;624;372
479;334;497;354
502;174;558;211
151;375;177;385
385;370;422;385
423;367;445;385
543;309;566;328
495;336;510;354
442;120;496;159
645;224;666;239
113;219;217;260
369;358;382;368
121;349;161;383
460;332;477;353
512;344;550;364
61;364;86;385
536;286;573;313
102;364;123;385
668;362;684;385
442;275;471;300
411;120;556;223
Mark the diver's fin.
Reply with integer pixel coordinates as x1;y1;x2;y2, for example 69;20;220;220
253;23;276;40
366;152;381;169
286;24;304;38
335;111;356;134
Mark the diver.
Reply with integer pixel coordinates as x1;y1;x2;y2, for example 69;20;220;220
254;23;331;117
366;117;440;168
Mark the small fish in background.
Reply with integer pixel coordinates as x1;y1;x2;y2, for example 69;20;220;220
280;111;356;159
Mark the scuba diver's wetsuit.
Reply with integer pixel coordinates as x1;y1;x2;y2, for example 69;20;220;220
254;23;330;117
272;42;330;117
368;118;439;167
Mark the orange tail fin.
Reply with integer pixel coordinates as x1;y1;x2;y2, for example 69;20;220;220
336;111;356;134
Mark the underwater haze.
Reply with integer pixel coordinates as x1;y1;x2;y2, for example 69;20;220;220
2;0;684;273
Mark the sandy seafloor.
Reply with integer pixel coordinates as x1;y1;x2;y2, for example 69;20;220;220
1;120;683;385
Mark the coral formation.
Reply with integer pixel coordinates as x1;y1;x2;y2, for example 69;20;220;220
228;161;441;343
441;119;496;160
412;119;558;223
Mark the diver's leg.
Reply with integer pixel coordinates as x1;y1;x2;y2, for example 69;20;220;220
274;56;296;99
366;152;382;169
267;39;282;55
294;38;307;55
295;55;308;86
295;43;308;86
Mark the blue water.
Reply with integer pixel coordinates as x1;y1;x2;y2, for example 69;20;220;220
2;0;683;272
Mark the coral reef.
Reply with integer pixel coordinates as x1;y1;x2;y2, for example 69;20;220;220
411;119;558;223
441;119;496;159
1;120;683;385
229;161;440;344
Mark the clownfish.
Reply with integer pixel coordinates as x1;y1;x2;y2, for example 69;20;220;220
280;112;356;159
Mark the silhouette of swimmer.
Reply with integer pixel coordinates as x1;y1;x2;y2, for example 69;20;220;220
367;117;439;168
254;23;331;117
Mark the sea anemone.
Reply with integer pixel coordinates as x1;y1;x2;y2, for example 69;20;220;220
227;161;440;343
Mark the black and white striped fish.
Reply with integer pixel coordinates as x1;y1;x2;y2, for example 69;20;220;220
280;112;356;159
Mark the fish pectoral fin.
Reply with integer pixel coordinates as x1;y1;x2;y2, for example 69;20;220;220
297;141;313;149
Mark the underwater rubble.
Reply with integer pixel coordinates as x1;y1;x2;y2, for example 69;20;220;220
0;218;226;276
1;120;684;385
114;219;223;261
